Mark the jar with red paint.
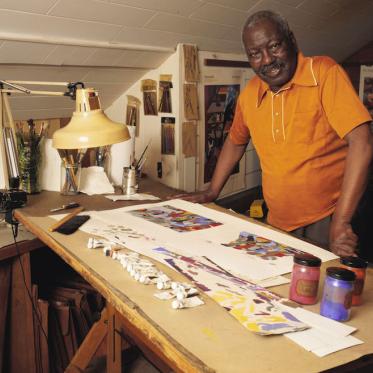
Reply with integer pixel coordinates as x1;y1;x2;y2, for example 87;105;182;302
340;256;368;306
289;253;321;305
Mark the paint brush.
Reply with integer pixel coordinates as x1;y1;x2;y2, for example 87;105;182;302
136;140;151;170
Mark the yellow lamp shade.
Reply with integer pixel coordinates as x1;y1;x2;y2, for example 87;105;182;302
52;88;130;149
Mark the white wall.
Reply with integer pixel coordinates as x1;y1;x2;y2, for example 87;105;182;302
106;46;181;188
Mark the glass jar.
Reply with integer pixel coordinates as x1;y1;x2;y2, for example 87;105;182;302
320;267;356;321
18;143;41;194
289;253;321;304
340;256;368;306
60;162;81;195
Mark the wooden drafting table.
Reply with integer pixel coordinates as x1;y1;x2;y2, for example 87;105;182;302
13;180;373;373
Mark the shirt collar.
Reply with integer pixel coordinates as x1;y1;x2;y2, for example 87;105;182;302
256;52;318;107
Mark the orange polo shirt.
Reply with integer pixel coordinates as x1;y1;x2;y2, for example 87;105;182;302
229;53;372;231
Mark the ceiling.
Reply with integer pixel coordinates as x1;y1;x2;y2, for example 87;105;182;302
0;0;372;120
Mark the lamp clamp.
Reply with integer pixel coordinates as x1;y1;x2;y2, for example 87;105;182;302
66;82;85;100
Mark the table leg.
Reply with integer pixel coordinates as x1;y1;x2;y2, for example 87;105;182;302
107;304;122;373
65;308;108;373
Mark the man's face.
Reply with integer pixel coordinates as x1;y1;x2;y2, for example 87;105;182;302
243;19;297;91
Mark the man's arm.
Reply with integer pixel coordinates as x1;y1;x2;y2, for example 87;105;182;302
175;137;248;203
330;122;373;256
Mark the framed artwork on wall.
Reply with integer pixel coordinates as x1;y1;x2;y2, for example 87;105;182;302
359;65;373;118
204;84;240;183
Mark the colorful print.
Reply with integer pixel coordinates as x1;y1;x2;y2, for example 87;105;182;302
129;205;222;232
154;247;307;335
222;231;305;260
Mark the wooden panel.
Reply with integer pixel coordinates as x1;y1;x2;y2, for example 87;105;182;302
0;260;11;373
0;239;44;261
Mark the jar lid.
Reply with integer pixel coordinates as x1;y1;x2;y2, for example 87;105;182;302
294;253;321;267
326;267;356;281
340;256;368;269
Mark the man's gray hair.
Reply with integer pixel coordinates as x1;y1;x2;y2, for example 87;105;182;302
242;10;291;40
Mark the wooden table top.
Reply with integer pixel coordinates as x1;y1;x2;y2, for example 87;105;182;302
13;183;373;373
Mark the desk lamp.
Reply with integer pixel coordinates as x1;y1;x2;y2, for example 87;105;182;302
52;82;130;149
0;80;130;149
0;80;130;192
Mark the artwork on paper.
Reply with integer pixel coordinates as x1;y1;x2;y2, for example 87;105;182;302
153;247;307;335
204;84;240;183
222;231;305;260
128;205;222;232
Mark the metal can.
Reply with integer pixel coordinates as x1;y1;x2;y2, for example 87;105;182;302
340;256;368;306
122;166;138;195
320;267;356;321
289;253;321;305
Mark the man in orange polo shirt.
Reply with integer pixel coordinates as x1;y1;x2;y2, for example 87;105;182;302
180;10;373;257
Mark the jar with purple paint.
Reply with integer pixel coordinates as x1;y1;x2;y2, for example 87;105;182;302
320;267;356;322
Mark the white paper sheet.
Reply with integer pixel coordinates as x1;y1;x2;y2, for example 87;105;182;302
114;199;337;260
72;199;337;282
256;276;290;288
284;307;357;337
105;193;160;201
280;305;362;356
286;329;363;357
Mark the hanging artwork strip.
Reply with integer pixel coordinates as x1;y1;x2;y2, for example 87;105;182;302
161;117;175;155
182;121;197;157
158;75;173;113
126;95;141;136
183;44;200;82
141;79;158;116
128;204;222;232
204;84;240;183
184;83;199;120
153;247;308;335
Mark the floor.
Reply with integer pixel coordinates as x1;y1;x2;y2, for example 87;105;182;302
84;347;161;373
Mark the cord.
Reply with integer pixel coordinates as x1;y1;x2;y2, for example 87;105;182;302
10;222;48;373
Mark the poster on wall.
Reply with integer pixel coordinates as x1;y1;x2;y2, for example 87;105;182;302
359;65;373;118
204;84;240;183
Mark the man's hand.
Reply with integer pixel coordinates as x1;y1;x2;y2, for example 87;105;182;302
329;220;358;257
168;190;217;204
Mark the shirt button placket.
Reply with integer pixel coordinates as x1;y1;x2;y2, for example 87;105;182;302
273;93;282;143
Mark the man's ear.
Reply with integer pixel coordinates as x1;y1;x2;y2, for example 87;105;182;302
289;31;298;52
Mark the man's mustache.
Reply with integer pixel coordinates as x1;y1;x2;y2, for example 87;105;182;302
260;61;285;75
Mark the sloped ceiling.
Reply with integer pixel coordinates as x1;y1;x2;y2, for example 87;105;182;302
0;0;372;120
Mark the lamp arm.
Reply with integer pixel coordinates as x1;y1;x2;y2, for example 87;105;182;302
0;80;85;99
0;89;66;96
3;80;70;87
